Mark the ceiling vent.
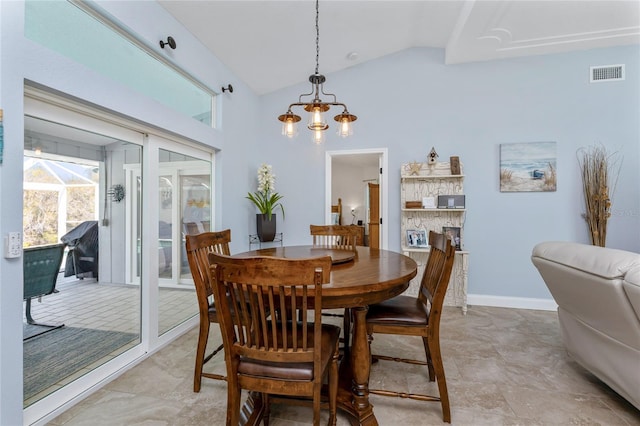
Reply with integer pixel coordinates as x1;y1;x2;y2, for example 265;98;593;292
590;64;625;83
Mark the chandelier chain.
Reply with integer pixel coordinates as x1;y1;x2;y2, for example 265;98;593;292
315;0;320;75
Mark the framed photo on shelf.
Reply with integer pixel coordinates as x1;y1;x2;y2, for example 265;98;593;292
422;196;436;208
406;229;429;248
442;226;462;251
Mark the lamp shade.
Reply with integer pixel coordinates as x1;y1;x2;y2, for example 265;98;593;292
278;112;301;138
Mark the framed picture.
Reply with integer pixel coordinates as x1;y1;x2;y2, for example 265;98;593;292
500;141;557;192
442;226;462;251
406;229;428;248
422;196;436;208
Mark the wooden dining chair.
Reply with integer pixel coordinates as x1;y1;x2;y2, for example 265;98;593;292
310;224;359;250
310;224;359;351
209;253;340;426
185;229;231;392
366;231;456;423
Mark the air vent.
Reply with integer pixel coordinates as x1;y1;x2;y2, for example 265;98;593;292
590;64;625;83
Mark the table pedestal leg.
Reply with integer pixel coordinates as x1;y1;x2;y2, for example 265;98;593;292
345;306;377;425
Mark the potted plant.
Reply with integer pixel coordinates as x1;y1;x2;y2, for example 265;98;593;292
246;164;285;242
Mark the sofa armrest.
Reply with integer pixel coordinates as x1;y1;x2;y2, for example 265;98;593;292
623;266;640;322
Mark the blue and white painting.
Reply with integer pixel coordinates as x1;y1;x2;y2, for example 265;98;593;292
500;142;557;192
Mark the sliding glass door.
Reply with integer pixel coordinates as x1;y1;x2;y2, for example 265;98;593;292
23;116;143;407
156;146;212;335
23;91;215;423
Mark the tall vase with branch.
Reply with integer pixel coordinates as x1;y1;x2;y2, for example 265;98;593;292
577;145;621;247
246;164;285;241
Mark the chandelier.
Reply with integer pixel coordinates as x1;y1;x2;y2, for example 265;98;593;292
277;0;357;144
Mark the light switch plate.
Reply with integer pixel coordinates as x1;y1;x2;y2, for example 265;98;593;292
4;232;22;258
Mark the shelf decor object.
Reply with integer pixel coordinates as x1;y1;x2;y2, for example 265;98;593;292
428;147;439;164
450;156;461;175
400;161;468;314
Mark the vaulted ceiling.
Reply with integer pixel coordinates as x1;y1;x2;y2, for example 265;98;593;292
159;1;640;95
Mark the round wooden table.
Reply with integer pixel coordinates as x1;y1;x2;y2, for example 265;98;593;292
234;245;418;425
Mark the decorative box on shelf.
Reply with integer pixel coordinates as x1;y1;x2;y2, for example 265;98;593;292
405;201;422;209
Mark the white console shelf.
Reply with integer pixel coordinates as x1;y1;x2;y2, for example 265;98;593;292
400;161;468;314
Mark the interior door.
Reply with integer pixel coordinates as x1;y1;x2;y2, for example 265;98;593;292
368;182;380;249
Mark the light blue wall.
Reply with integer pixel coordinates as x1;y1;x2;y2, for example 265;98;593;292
261;46;640;301
1;0;638;423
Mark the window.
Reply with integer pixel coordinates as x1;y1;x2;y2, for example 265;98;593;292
25;0;216;126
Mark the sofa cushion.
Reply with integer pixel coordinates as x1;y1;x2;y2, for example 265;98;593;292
532;241;640;279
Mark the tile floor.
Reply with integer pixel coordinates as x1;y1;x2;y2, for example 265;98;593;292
46;306;640;425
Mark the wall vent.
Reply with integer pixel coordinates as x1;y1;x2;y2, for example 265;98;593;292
590;64;625;83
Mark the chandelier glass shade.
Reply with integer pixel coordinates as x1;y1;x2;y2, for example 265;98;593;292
277;0;357;143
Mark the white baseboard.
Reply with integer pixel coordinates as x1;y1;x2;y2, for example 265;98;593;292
467;294;557;311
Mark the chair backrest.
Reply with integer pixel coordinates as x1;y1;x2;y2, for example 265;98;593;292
418;231;456;324
185;230;231;316
185;221;211;235
310;224;358;251
331;198;342;225
23;243;65;300
209;253;332;367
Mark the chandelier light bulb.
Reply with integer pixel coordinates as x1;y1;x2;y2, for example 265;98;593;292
313;128;325;144
282;119;298;138
278;111;301;138
308;106;327;130
337;118;352;138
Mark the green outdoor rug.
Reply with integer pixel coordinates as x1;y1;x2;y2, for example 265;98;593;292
24;326;137;400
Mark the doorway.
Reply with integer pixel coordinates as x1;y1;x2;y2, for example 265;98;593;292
325;149;388;249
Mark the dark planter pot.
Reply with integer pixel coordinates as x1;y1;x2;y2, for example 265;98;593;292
256;214;276;242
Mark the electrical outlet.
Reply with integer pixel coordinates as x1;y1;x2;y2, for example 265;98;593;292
4;232;22;258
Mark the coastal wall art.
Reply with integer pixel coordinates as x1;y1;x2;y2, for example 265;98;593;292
500;141;557;192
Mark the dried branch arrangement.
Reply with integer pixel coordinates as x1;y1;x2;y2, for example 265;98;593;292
577;145;621;247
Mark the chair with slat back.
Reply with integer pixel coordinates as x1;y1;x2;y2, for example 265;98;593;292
310;224;359;352
185;229;231;392
209;253;339;426
310;224;359;251
366;231;456;423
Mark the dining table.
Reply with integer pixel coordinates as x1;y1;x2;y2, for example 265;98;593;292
232;245;418;426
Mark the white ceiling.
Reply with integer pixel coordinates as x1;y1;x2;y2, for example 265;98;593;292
159;0;640;95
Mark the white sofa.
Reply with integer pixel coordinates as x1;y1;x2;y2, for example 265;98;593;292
531;241;640;410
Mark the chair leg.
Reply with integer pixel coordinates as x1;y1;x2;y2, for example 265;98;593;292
342;308;351;352
328;345;339;426
194;320;210;392
24;297;65;336
26;298;35;325
312;385;321;426
422;336;435;381
262;393;270;426
227;375;241;426
428;337;451;423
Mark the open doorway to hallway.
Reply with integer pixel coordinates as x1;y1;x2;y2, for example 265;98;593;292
325;149;388;249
